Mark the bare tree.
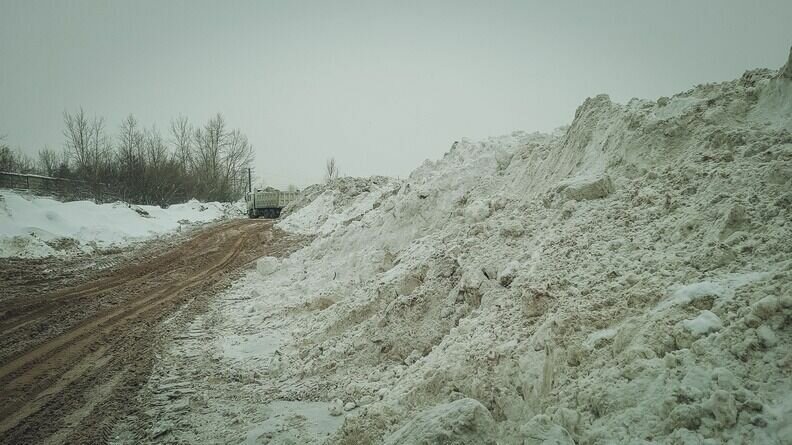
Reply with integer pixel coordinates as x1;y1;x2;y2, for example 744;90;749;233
143;126;171;204
63;108;91;173
54;151;72;178
222;129;254;199
4;149;35;173
144;126;167;168
0;135;36;174
118;115;143;161
0;135;11;172
90;116;113;182
64;108;111;183
170;115;193;172
14;150;36;173
192;113;229;200
37;147;59;176
116;114;145;199
325;157;338;183
204;113;227;177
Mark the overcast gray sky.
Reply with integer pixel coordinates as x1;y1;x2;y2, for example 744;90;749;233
1;1;791;187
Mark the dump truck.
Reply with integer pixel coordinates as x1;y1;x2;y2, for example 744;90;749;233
245;188;298;218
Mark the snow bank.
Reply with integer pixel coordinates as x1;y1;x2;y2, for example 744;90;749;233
0;191;242;258
141;48;792;443
277;176;399;235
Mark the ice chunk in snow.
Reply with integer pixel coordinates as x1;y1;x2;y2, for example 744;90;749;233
519;414;576;445
497;261;520;287
682;310;723;336
757;325;778;347
583;328;618;350
657;272;772;312
555;174;613;202
328;399;344;416
664;281;728;308
463;200;490;223
244;401;344;444
256;256;280;277
384;398;496;445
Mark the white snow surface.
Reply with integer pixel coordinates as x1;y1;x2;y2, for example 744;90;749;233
0;191;242;258
127;50;792;444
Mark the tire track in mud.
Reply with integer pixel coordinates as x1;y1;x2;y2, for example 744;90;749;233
0;229;249;386
0;218;302;445
0;227;222;339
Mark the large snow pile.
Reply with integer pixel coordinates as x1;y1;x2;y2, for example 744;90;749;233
0;191;242;258
152;49;792;443
278;176;400;235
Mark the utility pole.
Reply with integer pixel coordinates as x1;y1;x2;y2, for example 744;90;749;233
248;167;255;212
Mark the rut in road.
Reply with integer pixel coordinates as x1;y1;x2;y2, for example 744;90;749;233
0;219;305;445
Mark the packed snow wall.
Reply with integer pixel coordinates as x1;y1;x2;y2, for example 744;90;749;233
217;50;791;444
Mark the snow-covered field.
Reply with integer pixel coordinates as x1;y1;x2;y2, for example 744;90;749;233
124;51;792;444
0;191;243;258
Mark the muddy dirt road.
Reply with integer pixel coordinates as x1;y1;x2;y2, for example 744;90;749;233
0;219;302;444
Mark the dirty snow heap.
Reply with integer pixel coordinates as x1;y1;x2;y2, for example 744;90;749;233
133;49;792;444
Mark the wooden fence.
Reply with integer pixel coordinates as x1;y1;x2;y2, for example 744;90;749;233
0;172;123;203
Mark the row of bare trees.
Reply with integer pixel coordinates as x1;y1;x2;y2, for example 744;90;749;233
1;109;253;205
0;135;40;174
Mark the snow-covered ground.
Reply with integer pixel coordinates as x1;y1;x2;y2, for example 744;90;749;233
0;191;243;258
124;49;792;444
